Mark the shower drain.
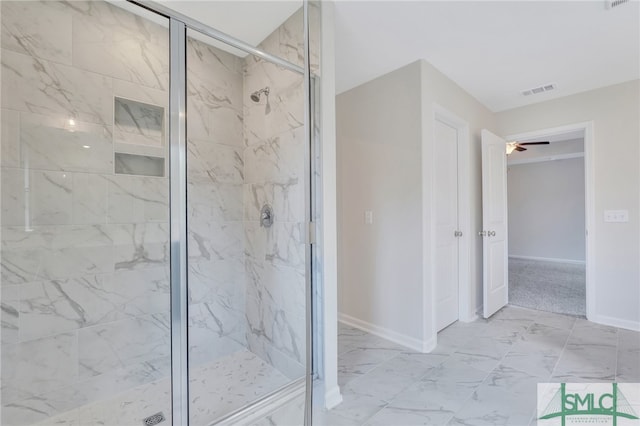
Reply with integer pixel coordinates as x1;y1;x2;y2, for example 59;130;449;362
143;412;166;426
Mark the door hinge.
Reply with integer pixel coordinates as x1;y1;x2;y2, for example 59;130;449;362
478;231;487;237
308;222;316;245
454;230;463;237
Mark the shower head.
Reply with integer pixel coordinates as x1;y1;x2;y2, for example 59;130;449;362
250;87;270;103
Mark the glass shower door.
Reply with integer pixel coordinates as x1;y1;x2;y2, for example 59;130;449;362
185;16;309;425
0;2;172;425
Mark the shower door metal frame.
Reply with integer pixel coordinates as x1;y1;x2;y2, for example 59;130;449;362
126;1;316;425
168;18;189;426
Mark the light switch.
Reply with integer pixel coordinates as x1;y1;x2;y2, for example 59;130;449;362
364;210;373;225
604;210;629;223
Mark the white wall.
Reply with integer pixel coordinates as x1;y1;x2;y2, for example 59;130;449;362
336;60;496;350
496;80;640;330
508;157;585;262
337;61;425;347
318;0;342;410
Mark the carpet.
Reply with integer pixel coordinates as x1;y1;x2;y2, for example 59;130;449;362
508;257;586;317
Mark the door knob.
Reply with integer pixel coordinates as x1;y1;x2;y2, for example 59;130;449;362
488;230;496;237
478;231;487;237
454;230;463;237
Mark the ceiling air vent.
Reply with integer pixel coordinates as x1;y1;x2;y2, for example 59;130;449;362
606;0;629;9
521;84;556;97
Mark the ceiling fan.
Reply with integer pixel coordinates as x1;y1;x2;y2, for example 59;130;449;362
506;140;550;155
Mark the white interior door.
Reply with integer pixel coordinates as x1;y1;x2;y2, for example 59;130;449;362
481;129;508;318
435;119;459;331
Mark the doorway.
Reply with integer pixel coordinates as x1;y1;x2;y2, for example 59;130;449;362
506;133;586;316
480;123;594;320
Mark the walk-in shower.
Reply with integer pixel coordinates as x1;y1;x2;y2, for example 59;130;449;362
0;1;320;425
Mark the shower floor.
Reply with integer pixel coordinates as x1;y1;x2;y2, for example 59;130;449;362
32;350;291;426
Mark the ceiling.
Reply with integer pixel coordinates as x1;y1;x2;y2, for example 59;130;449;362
155;0;301;55
334;0;640;112
517;129;584;144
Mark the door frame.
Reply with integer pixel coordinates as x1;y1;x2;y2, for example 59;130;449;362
429;104;474;338
129;1;313;424
505;121;594;320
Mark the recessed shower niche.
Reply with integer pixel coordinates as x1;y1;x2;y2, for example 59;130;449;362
114;96;166;177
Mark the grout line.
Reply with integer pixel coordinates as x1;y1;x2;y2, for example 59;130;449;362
548;322;573;381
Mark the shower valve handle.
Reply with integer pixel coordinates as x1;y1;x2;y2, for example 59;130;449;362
260;204;274;228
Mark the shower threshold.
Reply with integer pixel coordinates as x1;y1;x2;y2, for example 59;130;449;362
31;350;293;426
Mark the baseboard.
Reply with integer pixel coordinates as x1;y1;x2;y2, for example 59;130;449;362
590;314;640;332
460;312;479;323
421;334;437;353
324;385;343;410
338;312;431;353
509;255;585;265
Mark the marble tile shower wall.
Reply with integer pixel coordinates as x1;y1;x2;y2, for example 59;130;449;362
1;2;310;425
186;36;247;366
0;2;173;425
242;10;308;379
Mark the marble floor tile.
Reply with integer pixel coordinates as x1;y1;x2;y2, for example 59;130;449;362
338;323;405;354
363;406;453;426
448;387;535;426
617;329;640;382
531;310;577;331
338;346;403;386
327;387;389;425
188;350;290;425
395;351;450;368
6;306;640;426
342;363;426;404
252;392;306;426
500;344;560;378
516;322;571;349
4;349;291;426
385;359;488;416
31;409;79;426
375;352;443;378
481;364;546;397
313;409;361;426
619;328;640;350
571;318;619;346
552;342;617;381
448;335;513;372
501;323;570;377
322;306;640;426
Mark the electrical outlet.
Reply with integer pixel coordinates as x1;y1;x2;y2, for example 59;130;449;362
604;210;629;223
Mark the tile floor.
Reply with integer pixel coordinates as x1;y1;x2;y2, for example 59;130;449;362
314;306;640;426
